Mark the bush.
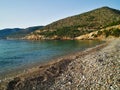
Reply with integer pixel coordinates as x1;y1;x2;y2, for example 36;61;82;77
102;28;120;37
39;26;92;38
97;31;103;36
92;34;97;37
103;30;111;37
111;28;120;37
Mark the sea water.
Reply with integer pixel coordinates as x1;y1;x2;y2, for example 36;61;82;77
0;40;103;78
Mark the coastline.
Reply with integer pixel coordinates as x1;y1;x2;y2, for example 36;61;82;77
0;40;104;80
0;41;107;90
1;39;120;90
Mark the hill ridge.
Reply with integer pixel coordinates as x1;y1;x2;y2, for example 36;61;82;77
24;6;120;40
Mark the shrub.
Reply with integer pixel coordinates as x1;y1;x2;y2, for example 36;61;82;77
92;34;97;37
97;31;103;36
111;28;120;37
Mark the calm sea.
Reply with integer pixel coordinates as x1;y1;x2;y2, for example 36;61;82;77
0;40;103;78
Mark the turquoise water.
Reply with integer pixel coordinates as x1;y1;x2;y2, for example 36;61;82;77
0;40;103;77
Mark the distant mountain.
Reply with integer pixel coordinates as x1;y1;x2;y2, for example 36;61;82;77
0;26;44;39
0;28;23;39
24;6;120;40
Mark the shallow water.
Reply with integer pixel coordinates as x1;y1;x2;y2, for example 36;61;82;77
0;40;103;78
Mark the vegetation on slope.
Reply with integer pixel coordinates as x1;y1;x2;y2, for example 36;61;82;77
94;28;120;37
36;26;92;39
76;24;120;40
44;7;120;30
26;7;120;40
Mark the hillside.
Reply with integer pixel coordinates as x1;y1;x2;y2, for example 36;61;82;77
76;24;120;40
24;6;120;40
45;7;120;30
0;26;44;39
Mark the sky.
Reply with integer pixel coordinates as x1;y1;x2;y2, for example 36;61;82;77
0;0;120;29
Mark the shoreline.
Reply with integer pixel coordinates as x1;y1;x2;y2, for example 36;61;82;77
0;41;108;90
0;40;104;80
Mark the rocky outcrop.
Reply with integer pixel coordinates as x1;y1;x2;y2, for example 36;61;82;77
23;34;73;40
22;34;44;40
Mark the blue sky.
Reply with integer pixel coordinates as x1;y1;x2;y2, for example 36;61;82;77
0;0;120;29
